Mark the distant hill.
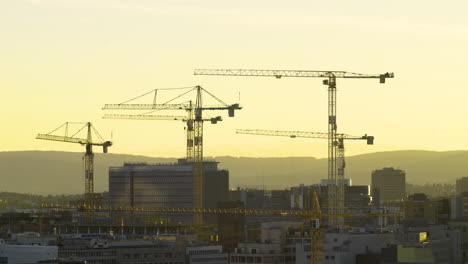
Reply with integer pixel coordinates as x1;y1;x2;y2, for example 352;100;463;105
0;150;467;194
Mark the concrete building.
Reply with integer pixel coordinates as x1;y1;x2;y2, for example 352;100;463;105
447;220;468;263
186;245;228;264
264;190;290;209
231;242;285;264
291;183;370;213
230;221;402;264
371;167;406;206
58;236;187;264
323;232;396;264
290;184;310;209
450;195;468;219
344;185;371;211
402;193;438;224
456;177;468;195
229;188;264;209
109;159;228;224
217;201;245;253
0;239;58;264
230;221;307;264
391;223;462;264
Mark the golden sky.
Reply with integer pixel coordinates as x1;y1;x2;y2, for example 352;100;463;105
1;0;468;158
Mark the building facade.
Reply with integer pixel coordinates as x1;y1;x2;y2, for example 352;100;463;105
456;177;468;195
0;239;58;264
371;167;406;206
109;159;229;224
403;193;438;224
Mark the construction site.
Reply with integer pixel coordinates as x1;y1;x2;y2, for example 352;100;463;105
3;0;468;263
20;69;406;264
1;63;464;264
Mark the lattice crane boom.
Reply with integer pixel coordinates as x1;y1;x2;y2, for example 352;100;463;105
102;103;240;111
36;134;106;146
195;69;393;82
103;114;222;123
236;129;374;141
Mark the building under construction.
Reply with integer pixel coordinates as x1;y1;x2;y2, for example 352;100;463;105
108;159;229;224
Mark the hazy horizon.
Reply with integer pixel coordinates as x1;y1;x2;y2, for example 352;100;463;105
4;148;468;159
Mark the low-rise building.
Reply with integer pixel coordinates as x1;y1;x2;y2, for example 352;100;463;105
186;245;228;264
402;193;438;224
0;238;58;264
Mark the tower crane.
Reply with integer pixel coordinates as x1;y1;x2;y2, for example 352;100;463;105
36;122;112;203
102;86;241;224
236;129;373;224
194;69;393;228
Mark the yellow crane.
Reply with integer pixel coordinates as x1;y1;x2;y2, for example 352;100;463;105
36;122;112;203
236;129;373;223
194;69;393;228
102;86;241;224
310;189;323;264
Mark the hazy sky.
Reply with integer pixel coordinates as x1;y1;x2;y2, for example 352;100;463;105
1;0;468;158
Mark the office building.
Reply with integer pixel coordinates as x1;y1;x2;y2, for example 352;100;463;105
402;193;438;224
229;188;264;209
186;245;228;264
217;201;245;253
456;177;468;195
451;194;468;219
0;239;58;264
294;183;370;213
109;159;228;224
371;167;406;206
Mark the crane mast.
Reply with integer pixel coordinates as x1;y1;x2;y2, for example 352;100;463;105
84;123;94;198
36;122;112;204
193;86;204;224
196;68;392;229
103;86;240;225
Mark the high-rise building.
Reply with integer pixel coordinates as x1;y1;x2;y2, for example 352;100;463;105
456;177;468;195
450;194;468;219
108;159;229;224
371;167;406;206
